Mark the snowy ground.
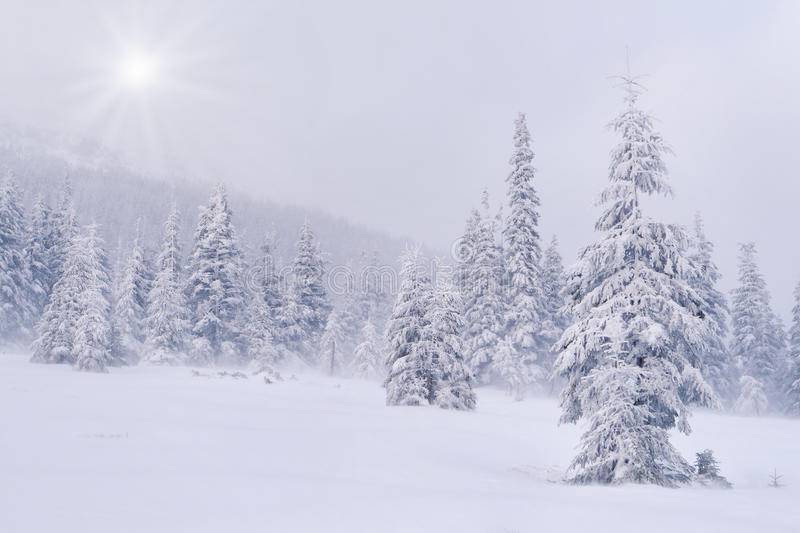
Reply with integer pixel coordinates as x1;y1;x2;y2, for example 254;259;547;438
1;352;798;533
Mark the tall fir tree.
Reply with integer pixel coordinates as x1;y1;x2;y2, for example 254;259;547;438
454;208;481;312
353;249;392;342
51;176;78;279
734;375;768;416
539;236;569;390
143;205;190;365
290;220;331;358
319;309;345;375
554;77;715;486
185;185;247;364
427;277;476;410
73;224;118;372
729;242;783;412
385;249;435;406
462;191;506;384
32;224;118;368
25;197;57;320
503;113;547;387
385;250;475;409
352;319;382;380
254;230;284;328
0;173;35;338
246;230;285;369
114;223;153;349
785;281;800;416
687;214;736;404
337;261;363;364
32;235;83;364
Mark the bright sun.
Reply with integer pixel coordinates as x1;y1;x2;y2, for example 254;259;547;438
118;53;158;88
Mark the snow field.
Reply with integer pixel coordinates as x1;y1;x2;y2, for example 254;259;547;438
1;353;798;533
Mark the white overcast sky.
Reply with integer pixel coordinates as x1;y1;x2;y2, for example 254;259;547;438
1;0;799;317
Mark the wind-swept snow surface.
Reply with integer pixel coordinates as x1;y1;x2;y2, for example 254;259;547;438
0;352;798;533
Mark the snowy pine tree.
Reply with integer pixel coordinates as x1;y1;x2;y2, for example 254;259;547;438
554;77;715;486
338;264;363;364
734;375;768;416
319;309;345;375
454;208;481;311
693;449;732;488
730;242;783;412
428;278;476;410
114;224;152;350
385;250;475;409
352;319;382;380
503;113;547;387
246;229;298;367
254;230;284;327
32;237;83;364
25;197;57;320
786;282;800;416
290;220;331;359
51;177;78;279
539;236;569;390
33;224;117;369
143;205;189;365
462;191;506;384
0;173;35;338
493;337;529;400
73;225;117;372
385;249;435;406
185;185;247;364
685;214;736;405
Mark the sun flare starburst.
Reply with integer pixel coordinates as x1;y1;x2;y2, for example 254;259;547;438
118;53;158;89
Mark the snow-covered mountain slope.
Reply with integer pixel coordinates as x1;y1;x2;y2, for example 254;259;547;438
1;352;797;533
0;122;410;271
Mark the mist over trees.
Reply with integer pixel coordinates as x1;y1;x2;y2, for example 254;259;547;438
3;72;798;490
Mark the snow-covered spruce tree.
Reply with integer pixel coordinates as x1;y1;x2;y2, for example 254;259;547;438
51;177;78;279
786;282;800;416
185;185;247;364
385;250;475;409
290;220;331;359
32;233;84;364
73;224;117;372
356;249;392;337
462;191;506;384
0;174;35;338
245;298;280;374
319;308;345;375
250;230;304;365
686;214;736;405
693;449;732;488
734;375;768;416
337;264;363;364
143;205;189;365
245;230;285;371
114;226;153;350
539;236;569;391
454;208;481;311
25;197;56;320
503;113;548;386
254;230;284;330
493;337;528;400
385;249;435;406
730;242;783;412
32;224;118;368
352;319;382;380
554;77;716;487
427;277;476;410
